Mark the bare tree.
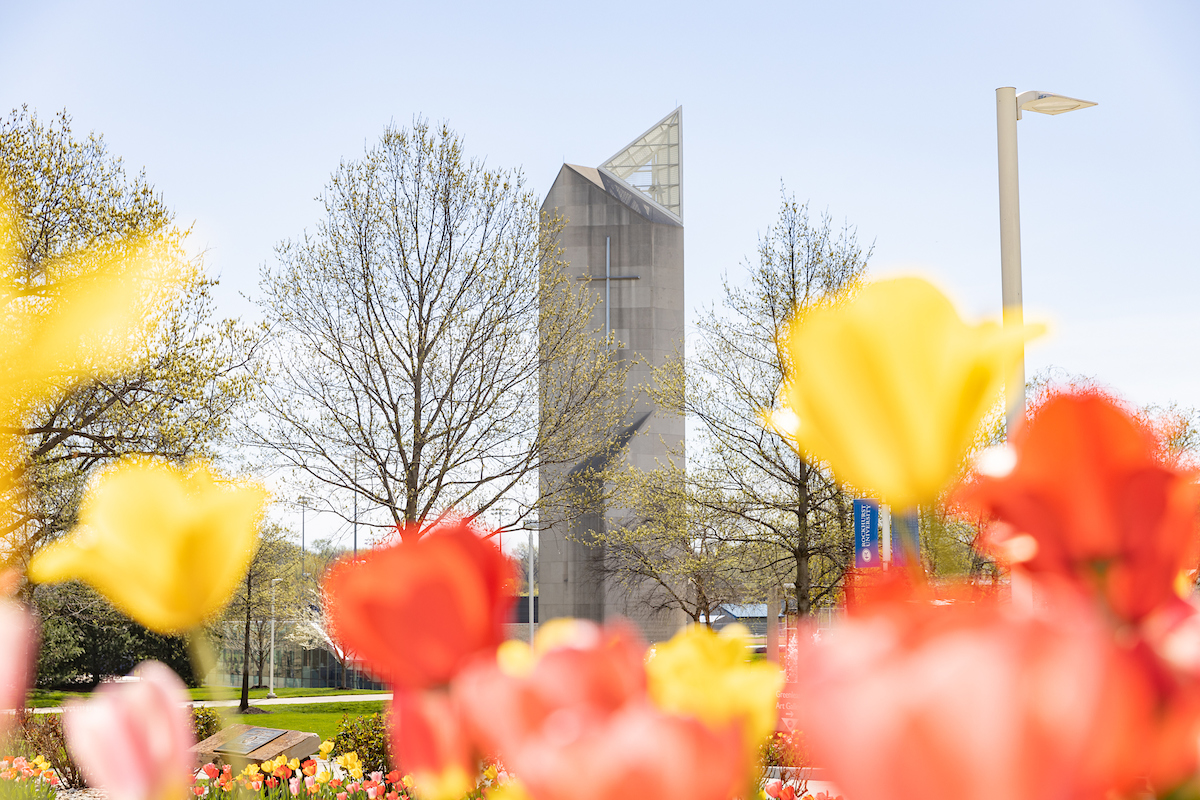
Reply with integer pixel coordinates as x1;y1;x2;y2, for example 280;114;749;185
252;120;630;538
591;460;757;626
651;190;872;615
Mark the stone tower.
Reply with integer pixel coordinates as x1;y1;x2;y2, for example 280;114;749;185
538;108;687;642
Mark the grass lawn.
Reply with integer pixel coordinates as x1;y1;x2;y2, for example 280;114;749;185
25;686;390;709
187;686;391;702
225;701;388;742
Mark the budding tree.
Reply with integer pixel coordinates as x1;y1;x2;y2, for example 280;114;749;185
253;120;629;538
0;107;260;571
652;191;872;615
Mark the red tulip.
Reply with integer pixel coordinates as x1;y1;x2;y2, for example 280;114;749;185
454;620;743;800
960;393;1200;621
390;689;473;800
793;584;1199;800
63;661;195;800
323;518;513;689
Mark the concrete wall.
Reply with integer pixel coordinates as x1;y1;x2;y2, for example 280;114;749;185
538;164;687;643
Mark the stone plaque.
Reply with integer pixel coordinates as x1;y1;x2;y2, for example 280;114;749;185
214;727;289;756
193;724;320;769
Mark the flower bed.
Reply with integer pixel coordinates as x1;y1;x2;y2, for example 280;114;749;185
0;756;61;800
187;748;512;800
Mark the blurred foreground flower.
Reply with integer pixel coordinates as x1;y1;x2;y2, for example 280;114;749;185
0;600;35;738
794;584;1200;800
0;192;179;497
391;689;472;800
774;277;1039;507
962;392;1200;622
456;620;744;800
646;623;782;767
323;518;512;690
64;660;195;800
28;458;267;633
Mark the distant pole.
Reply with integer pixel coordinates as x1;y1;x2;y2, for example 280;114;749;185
353;461;358;560
528;524;536;644
267;578;281;698
881;504;892;570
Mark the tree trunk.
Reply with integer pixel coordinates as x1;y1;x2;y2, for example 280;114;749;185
796;549;812;616
796;461;813;616
239;571;251;712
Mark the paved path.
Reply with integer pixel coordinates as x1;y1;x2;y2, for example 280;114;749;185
191;693;391;709
29;692;392;714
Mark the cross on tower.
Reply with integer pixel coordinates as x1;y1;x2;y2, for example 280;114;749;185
576;236;639;333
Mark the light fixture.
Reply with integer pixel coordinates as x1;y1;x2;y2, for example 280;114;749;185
1016;91;1097;119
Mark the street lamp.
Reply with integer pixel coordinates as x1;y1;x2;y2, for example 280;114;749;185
996;87;1097;437
522;520;540;644
297;496;312;578
267;577;284;699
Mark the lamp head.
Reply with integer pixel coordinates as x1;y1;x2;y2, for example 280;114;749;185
1016;91;1097;120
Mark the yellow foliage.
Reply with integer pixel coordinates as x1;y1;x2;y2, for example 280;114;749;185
0;191;182;503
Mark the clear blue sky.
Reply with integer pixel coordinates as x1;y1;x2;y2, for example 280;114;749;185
5;1;1197;416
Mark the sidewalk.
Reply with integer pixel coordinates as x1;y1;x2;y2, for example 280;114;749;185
191;693;392;709
30;692;393;714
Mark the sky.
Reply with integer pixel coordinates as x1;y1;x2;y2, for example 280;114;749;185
4;0;1197;545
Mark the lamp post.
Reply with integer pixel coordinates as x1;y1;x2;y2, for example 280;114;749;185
267;577;283;698
996;88;1096;436
523;521;538;644
297;496;312;579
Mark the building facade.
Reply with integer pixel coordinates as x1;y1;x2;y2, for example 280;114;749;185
538;109;688;642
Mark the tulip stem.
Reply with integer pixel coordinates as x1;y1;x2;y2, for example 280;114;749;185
188;629;232;726
893;509;926;584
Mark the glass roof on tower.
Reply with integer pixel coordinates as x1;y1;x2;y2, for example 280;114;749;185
599;107;682;221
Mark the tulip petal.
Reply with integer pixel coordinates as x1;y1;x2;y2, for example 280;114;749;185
29;459;267;633
780;278;1040;507
961;393;1200;621
323;519;512;690
64;660;195;800
0;600;35;738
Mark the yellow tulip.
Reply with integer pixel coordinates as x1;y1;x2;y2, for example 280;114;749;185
776;277;1040;507
412;765;471;800
646;623;782;762
28;458;267;633
485;780;533;800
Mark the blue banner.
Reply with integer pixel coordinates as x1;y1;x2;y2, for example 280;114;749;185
891;510;921;566
853;499;880;568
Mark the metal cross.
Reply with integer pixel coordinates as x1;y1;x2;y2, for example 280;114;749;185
576;236;639;333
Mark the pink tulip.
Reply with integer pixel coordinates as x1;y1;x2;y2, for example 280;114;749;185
455;620;743;800
793;584;1198;800
64;661;195;800
0;600;35;738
